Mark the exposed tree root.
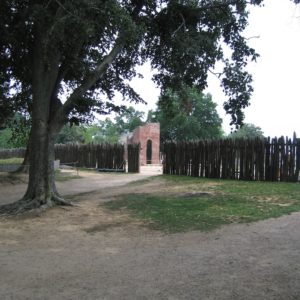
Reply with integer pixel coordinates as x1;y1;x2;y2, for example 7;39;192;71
0;195;73;216
52;195;74;206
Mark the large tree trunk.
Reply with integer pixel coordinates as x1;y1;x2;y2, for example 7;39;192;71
18;146;29;173
22;121;67;207
0;5;123;214
15;134;30;173
0;24;70;214
0;120;70;214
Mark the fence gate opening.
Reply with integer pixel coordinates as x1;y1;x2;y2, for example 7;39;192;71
146;140;152;164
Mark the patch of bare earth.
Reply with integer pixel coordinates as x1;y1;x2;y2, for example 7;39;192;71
0;173;300;299
0;172;28;185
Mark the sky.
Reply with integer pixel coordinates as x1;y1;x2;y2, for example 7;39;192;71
128;0;300;138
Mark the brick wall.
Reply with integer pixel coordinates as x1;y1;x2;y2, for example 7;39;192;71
128;123;160;165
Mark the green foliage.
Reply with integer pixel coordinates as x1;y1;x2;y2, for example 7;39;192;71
0;128;12;148
153;86;223;142
55;106;145;144
55;122;119;145
97;107;145;142
0;113;30;148
55;124;85;144
104;176;300;233
228;123;264;139
0;0;267;130
0;99;14;130
114;107;145;133
96;119;122;144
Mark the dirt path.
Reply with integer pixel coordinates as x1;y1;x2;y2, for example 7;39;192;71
0;170;156;205
0;173;300;299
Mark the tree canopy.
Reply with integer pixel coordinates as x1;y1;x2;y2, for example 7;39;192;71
56;106;145;144
0;0;273;213
151;87;223;142
228;123;264;139
0;0;266;127
0;113;31;148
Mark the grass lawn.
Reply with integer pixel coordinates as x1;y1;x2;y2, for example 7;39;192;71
0;157;24;164
104;175;300;233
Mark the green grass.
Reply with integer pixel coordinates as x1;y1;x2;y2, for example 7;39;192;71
0;157;23;164
103;175;300;233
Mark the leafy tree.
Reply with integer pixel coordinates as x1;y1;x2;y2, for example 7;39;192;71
114;106;145;133
55;123;106;144
0;100;14;130
0;128;11;149
56;107;145;144
0;0;265;213
96;120;121;144
228;123;264;139
55;124;85;144
0;113;31;148
78;122;121;144
96;107;145;142
152;87;223;142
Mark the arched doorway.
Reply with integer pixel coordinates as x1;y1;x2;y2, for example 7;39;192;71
146;139;152;164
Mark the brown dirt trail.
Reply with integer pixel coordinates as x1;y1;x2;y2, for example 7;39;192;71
0;171;300;299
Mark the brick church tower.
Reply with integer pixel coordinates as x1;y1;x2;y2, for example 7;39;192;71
127;123;160;165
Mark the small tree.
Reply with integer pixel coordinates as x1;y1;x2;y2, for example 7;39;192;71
228;123;264;139
153;87;223;142
114;107;145;133
95;107;145;142
0;113;31;148
55;124;85;144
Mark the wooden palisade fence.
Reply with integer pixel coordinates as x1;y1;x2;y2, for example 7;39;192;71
0;148;26;159
163;135;300;182
55;143;125;170
0;143;140;172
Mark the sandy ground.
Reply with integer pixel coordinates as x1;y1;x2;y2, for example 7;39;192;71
0;171;300;299
0;169;159;205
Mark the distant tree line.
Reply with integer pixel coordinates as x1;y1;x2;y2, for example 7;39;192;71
0;87;264;149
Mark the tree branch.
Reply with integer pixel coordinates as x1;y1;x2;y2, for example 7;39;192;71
175;0;246;20
244;35;260;40
172;13;186;37
65;40;123;112
54;0;79;20
50;1;144;128
50;38;124;130
51;37;85;101
208;68;223;79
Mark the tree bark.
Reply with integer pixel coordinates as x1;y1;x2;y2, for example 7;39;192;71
15;135;30;173
0;21;71;214
24;122;68;205
0;115;70;215
0;8;126;214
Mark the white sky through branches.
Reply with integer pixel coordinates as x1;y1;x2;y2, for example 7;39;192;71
127;0;300;138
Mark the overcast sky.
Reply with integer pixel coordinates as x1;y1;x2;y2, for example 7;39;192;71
129;0;300;138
